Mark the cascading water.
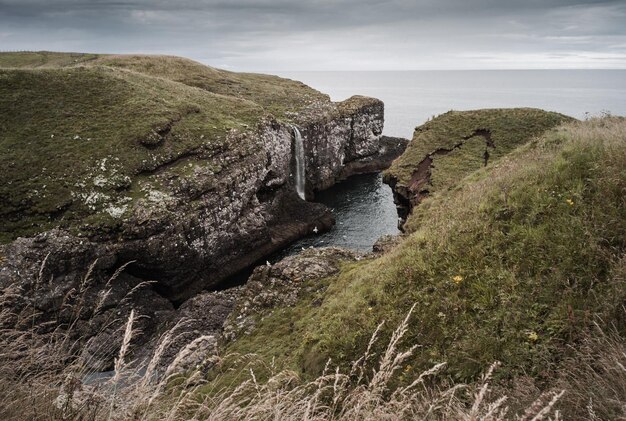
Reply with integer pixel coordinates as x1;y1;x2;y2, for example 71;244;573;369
292;126;306;200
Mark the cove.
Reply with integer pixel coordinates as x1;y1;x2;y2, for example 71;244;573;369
272;172;400;261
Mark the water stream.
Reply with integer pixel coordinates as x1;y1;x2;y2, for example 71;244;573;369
292;126;306;200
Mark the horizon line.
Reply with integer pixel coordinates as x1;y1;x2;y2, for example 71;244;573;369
262;68;626;72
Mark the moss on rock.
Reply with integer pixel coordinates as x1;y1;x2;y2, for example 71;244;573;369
384;108;574;219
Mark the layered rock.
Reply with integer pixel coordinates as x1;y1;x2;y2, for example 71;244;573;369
292;96;388;193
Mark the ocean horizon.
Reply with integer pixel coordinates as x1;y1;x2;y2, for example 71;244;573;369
276;69;626;138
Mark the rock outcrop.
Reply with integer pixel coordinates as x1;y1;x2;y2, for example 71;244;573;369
383;108;574;228
222;247;367;342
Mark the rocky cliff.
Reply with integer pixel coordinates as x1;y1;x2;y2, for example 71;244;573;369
0;53;402;364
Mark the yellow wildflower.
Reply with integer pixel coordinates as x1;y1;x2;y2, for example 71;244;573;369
367;307;373;311
527;331;539;342
452;275;464;284
566;198;574;206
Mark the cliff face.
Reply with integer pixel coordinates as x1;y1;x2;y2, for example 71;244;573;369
0;106;387;306
0;54;395;315
294;96;386;192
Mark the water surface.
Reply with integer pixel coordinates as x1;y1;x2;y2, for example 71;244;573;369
273;173;399;259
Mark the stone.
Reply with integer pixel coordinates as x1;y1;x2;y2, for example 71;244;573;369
223;247;366;341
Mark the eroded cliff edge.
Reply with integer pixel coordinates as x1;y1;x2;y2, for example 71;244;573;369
383;108;574;228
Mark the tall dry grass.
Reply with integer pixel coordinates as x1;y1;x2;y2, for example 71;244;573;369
0;265;570;420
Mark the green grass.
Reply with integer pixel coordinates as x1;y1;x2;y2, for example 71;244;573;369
221;117;626;385
384;108;574;197
0;51;101;68
0;65;265;241
0;52;328;118
89;54;329;118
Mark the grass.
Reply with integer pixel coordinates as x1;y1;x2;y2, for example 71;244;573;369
89;54;329;118
0;52;328;118
221;116;626;386
0;51;101;68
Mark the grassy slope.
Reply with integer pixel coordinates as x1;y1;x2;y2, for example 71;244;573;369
0;52;328;117
0;52;327;242
385;108;573;196
89;55;329;117
220;117;626;385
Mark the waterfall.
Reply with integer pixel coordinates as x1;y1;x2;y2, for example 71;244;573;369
292;126;306;200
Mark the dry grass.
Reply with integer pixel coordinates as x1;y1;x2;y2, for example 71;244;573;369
0;269;568;421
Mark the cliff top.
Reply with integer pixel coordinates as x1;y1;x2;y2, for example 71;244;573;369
0;51;329;117
385;108;574;204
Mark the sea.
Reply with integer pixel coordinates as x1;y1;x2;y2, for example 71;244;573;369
278;70;626;138
271;70;626;256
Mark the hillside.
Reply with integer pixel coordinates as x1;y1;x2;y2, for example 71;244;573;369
0;51;101;68
219;116;626;388
0;52;336;243
0;51;328;117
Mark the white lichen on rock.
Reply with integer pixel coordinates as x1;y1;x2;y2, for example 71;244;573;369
105;204;128;218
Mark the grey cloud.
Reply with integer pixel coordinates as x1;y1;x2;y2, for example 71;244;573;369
0;0;625;70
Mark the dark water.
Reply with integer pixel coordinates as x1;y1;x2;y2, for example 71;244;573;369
272;173;399;259
278;70;626;138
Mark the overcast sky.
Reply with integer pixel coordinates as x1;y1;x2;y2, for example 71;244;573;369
1;0;625;71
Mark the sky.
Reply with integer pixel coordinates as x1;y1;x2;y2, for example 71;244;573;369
1;0;625;71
